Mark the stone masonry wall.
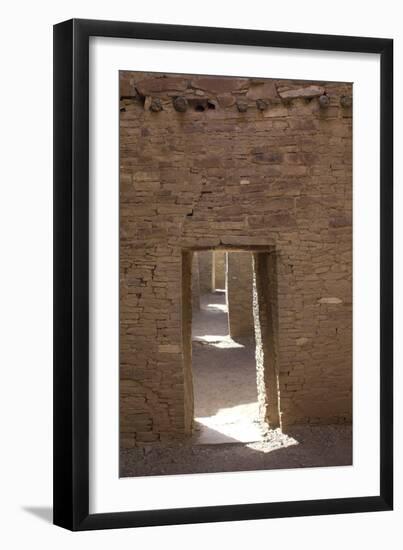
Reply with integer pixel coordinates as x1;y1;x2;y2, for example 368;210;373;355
212;251;226;290
198;250;213;294
120;71;353;448
226;252;255;338
191;253;200;311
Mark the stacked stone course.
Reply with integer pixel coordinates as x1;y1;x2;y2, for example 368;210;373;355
120;72;353;448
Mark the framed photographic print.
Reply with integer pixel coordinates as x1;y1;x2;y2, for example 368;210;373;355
53;19;393;530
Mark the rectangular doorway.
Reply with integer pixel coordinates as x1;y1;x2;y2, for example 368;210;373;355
186;249;280;445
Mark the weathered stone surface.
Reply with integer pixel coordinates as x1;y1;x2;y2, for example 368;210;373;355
217;94;236;108
319;94;330;108
278;85;325;99
191;77;248;94
246;81;277;100
198;250;213;294
256;99;268;111
318;297;343;304
136;76;188;96
236;99;249;112
340;95;352;108
158;344;182;353
149;98;163;112
252;252;281;428
220;236;274;247
251;148;283;164
173;96;188;112
329;216;352;227
212;251;226;290
120;79;137;98
227;252;254;338
192;253;201;311
296;337;309;346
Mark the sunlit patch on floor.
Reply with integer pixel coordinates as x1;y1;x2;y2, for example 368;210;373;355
205;301;228;313
195;418;263;445
246;429;299;453
194;401;262;445
193;334;245;349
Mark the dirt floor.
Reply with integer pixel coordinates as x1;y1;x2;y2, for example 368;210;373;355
120;291;352;478
121;424;352;477
192;291;261;444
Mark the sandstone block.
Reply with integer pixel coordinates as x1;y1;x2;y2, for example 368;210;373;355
191;77;248;94
318;297;343;304
279;85;325;99
136;77;188;96
246;81;277;100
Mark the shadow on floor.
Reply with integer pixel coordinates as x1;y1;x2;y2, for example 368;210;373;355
120;424;352;478
22;506;53;524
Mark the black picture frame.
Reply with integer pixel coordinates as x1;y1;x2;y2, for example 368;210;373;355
53;18;393;531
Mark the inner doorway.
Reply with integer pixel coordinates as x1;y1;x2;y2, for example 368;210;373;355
191;250;263;445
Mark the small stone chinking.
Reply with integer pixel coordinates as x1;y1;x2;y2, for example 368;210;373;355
119;72;352;449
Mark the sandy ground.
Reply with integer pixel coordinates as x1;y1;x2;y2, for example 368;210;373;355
120;291;352;478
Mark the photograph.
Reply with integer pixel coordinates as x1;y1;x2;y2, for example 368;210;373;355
119;71;353;477
0;0;396;541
